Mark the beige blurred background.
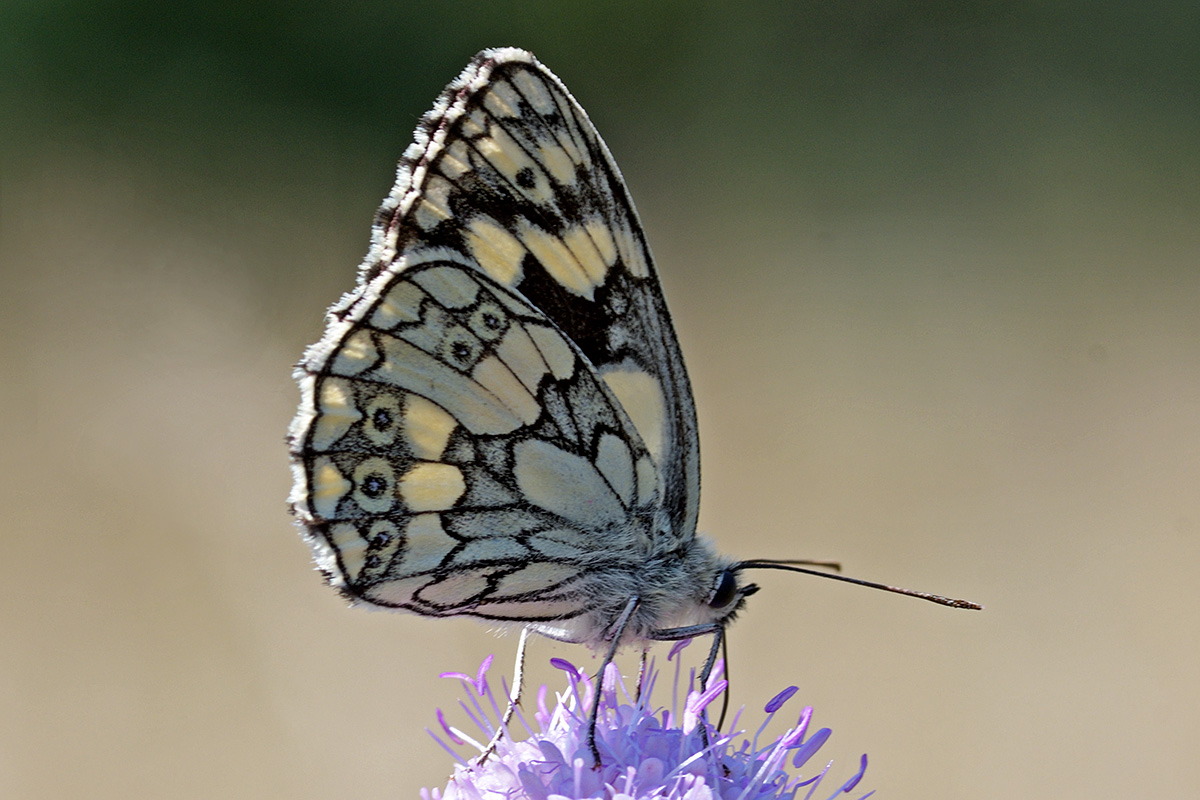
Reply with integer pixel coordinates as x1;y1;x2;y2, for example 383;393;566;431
3;3;1197;798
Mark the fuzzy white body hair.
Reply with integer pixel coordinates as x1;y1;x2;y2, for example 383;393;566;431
524;530;738;647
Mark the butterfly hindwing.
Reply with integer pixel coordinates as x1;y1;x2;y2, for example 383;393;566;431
292;258;662;622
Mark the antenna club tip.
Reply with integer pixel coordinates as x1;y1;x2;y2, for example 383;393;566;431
937;597;984;610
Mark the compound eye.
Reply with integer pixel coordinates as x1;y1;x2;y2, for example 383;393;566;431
707;569;739;608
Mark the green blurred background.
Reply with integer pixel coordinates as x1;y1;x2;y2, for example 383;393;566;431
3;2;1198;797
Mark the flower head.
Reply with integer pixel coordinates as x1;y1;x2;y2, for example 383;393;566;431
423;646;872;800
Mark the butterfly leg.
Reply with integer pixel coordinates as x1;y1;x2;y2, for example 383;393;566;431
585;596;639;768
477;625;531;765
715;629;732;729
634;648;649;702
694;626;726;750
648;622;726;750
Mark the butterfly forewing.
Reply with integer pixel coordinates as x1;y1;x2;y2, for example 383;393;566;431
363;49;699;540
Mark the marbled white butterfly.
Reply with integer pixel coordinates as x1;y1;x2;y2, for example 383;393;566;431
288;47;979;764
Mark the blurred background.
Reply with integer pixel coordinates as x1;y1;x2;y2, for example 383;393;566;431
3;2;1197;798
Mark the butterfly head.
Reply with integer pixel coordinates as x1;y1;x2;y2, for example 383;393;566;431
600;537;760;645
706;567;759;616
649;556;760;638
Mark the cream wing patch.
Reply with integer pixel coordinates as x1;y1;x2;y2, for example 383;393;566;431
396;513;458;575
594;433;635;507
371;280;425;329
537;139;577;186
464;215;525;286
601;368;667;466
518;224;598;299
526;324;575;380
493;563;580;599
471;355;540;425
514;439;625;528
418;572;492;609
414;175;453;231
313;378;361;451
327;522;368;582
332;330;378;376
495;324;552;392
403;395;456;460
398;463;466;512
310;457;351;519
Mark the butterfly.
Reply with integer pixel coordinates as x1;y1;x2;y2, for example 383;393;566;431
288;47;978;765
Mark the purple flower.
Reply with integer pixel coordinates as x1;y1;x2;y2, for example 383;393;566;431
422;649;873;800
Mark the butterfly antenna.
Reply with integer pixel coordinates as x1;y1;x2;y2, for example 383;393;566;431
748;557;843;572
735;560;982;610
